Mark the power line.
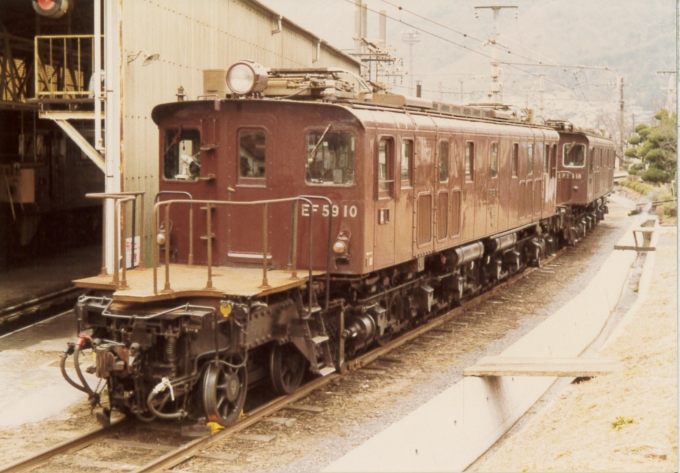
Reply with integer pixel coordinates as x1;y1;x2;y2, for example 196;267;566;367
378;0;563;69
340;0;580;97
475;4;518;103
503;62;616;72
380;0;485;43
362;0;623;106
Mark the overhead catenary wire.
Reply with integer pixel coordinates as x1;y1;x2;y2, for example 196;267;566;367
376;0;568;70
380;0;486;44
365;0;626;107
342;0;581;97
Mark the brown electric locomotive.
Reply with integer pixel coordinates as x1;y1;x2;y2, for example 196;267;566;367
550;120;614;244
62;61;615;426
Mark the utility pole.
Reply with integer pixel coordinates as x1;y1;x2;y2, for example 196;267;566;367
475;4;517;104
525;87;530;109
402;30;421;96
657;70;677;111
619;76;625;164
351;2;402;85
538;73;545;116
354;0;362;55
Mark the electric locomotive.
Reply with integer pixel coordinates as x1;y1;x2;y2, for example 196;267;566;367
62;60;614;426
549;120;614;244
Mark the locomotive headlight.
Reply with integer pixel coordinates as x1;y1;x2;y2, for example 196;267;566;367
333;241;347;255
226;61;268;95
156;233;166;245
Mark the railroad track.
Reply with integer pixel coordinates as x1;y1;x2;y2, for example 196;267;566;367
0;255;557;473
0;418;133;473
0;286;85;336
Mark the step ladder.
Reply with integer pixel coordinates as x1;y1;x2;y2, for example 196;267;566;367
289;305;336;377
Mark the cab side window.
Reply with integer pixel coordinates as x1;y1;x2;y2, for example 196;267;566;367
164;128;201;181
378;137;394;198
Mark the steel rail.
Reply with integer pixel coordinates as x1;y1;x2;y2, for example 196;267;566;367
132;374;339;473
131;251;561;473
0;418;133;473
0;251;564;473
0;286;81;319
0;286;84;335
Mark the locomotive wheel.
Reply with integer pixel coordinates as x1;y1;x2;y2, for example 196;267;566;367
270;343;306;395
203;359;247;427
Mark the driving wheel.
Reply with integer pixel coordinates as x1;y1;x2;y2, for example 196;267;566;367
270;343;306;395
203;359;247;426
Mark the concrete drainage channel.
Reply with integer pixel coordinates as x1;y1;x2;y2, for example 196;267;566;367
467;218;653;470
324;216;655;473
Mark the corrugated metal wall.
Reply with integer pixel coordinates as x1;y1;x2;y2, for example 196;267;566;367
121;0;359;262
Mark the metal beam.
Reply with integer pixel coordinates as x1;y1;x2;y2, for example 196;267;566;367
40;110;103;120
52;118;106;172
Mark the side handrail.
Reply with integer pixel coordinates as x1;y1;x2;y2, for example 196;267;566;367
298;195;334;315
87;192;145;288
152;196;323;300
155;191;194;265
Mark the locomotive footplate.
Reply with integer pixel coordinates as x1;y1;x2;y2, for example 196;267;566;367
74;264;324;302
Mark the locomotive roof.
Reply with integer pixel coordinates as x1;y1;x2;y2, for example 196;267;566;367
556;129;616;147
151;97;559;137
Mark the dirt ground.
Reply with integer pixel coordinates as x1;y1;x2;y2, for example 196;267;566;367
472;225;678;472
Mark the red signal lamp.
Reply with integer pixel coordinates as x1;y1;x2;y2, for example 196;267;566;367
32;0;71;19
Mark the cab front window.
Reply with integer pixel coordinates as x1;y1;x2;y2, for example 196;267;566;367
164;128;201;180
563;143;586;167
305;130;354;185
239;130;266;179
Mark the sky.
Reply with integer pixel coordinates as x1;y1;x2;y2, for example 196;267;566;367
258;0;676;129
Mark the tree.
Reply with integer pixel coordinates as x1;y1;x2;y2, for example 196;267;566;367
641;167;670;183
624;109;677;183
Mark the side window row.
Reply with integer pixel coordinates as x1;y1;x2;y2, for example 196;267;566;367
378;138;556;191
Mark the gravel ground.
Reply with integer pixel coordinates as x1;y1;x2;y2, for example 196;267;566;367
0;196;639;472
470;224;677;472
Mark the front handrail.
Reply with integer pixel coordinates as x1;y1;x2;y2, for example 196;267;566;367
298;195;333;314
152;197;333;313
86;192;145;288
155;191;194;265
